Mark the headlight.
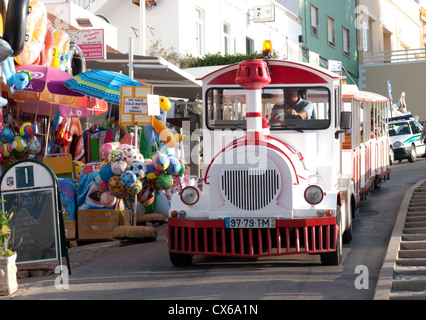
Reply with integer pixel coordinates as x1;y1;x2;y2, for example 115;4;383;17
304;185;324;205
180;186;199;205
393;141;403;148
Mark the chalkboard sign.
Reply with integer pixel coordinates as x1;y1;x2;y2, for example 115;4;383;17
2;188;58;264
0;159;68;270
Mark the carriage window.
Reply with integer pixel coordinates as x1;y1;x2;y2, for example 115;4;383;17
206;87;331;130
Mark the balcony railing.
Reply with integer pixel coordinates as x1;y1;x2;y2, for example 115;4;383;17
362;48;426;64
65;0;96;10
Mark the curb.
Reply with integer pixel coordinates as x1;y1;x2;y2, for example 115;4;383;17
373;178;426;300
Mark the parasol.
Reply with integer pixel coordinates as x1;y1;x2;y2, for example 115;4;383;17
63;69;142;105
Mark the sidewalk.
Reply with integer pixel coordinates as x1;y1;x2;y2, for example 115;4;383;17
374;179;426;300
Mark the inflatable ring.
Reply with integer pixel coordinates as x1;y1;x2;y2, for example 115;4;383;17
15;0;48;66
66;43;86;76
51;29;70;70
3;0;30;57
39;18;54;66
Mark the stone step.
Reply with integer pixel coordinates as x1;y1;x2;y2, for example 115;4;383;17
405;222;426;228
394;266;426;276
400;241;426;250
397;258;426;267
406;216;426;223
407;211;426;217
392;279;426;292
403;227;426;234
410;202;426;207
390;291;426;300
408;207;426;212
402;234;426;241
399;250;426;259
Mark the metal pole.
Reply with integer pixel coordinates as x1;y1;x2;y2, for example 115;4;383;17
140;0;146;55
129;37;134;78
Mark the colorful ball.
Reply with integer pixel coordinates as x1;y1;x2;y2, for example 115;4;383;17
99;142;120;161
2;143;12;158
129;161;146;179
155;172;173;190
111;160;127;175
0;128;14;143
126;179;142;195
100;190;117;207
108;175;126;196
19;122;36;139
99;164;114;182
27;137;42;155
98;180;109;192
153;153;170;171
145;163;158;180
166;156;182;176
120;170;138;188
121;144;142;164
108;149;123;163
11;136;27;155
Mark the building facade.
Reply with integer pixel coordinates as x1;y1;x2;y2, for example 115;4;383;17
299;0;359;84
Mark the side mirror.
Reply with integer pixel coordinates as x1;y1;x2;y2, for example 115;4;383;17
340;111;352;130
335;111;352;139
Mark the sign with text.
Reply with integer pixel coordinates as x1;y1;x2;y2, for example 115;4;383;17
66;29;106;60
253;5;275;23
119;86;153;126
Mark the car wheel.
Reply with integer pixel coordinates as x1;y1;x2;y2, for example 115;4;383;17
408;144;417;163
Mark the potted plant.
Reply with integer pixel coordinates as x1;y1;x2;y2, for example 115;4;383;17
0;206;17;296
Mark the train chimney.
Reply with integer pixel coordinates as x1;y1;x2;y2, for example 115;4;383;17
235;60;271;140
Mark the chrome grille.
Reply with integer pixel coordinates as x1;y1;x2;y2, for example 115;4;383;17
221;168;281;211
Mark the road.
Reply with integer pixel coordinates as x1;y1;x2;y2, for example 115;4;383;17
4;159;426;301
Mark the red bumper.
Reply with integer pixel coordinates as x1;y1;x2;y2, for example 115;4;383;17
167;217;338;258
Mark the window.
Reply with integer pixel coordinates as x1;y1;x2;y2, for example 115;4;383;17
223;22;230;55
196;8;204;55
327;16;335;47
206;87;331;131
246;37;254;54
343;27;350;56
310;5;319;37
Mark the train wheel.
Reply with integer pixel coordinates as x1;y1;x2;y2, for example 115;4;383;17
321;206;343;266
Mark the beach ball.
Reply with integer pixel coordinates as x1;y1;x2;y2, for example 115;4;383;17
111;160;127;175
120;170;138;188
2;143;12;158
0;128;14;143
126;179;142;195
27;137;41;155
99;164;114;182
99;142;120;161
121;145;141;164
100;190;117;207
108;175;126;196
129;161;146;179
153;153;169;171
155;172;173;190
19;122;36;139
108;149;123;163
145;163;158;180
98;180;109;192
12;136;27;155
166;156;181;176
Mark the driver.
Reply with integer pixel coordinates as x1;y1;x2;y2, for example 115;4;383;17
270;88;314;121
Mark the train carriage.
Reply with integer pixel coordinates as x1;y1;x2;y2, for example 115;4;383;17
167;57;390;266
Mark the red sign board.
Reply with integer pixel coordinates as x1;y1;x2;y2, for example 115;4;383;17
67;29;106;60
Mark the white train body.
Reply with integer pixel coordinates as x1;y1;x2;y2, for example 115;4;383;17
167;59;390;266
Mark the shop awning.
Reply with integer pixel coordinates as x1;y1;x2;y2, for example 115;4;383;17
85;53;202;100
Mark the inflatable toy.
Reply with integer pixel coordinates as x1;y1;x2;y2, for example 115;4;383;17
108;149;123;163
145;162;158;180
152;153;169;171
27;136;41;155
1;57;31;94
160;96;171;112
98;180;109;192
121;144;143;164
51;29;70;70
108;175;127;198
66;43;86;76
19;122;36;139
152;115;183;148
39;19;54;66
0;127;14;143
2;142;12;158
15;0;48;66
3;0;30;57
99;142;120;161
166;155;181;176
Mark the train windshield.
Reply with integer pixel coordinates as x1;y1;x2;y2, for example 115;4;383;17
206;87;331;130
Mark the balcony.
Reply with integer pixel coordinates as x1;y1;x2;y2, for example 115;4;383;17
361;48;426;65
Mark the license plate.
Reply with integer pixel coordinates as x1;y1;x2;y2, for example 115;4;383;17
225;218;276;229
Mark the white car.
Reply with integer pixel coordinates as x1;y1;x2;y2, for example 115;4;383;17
389;118;425;163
